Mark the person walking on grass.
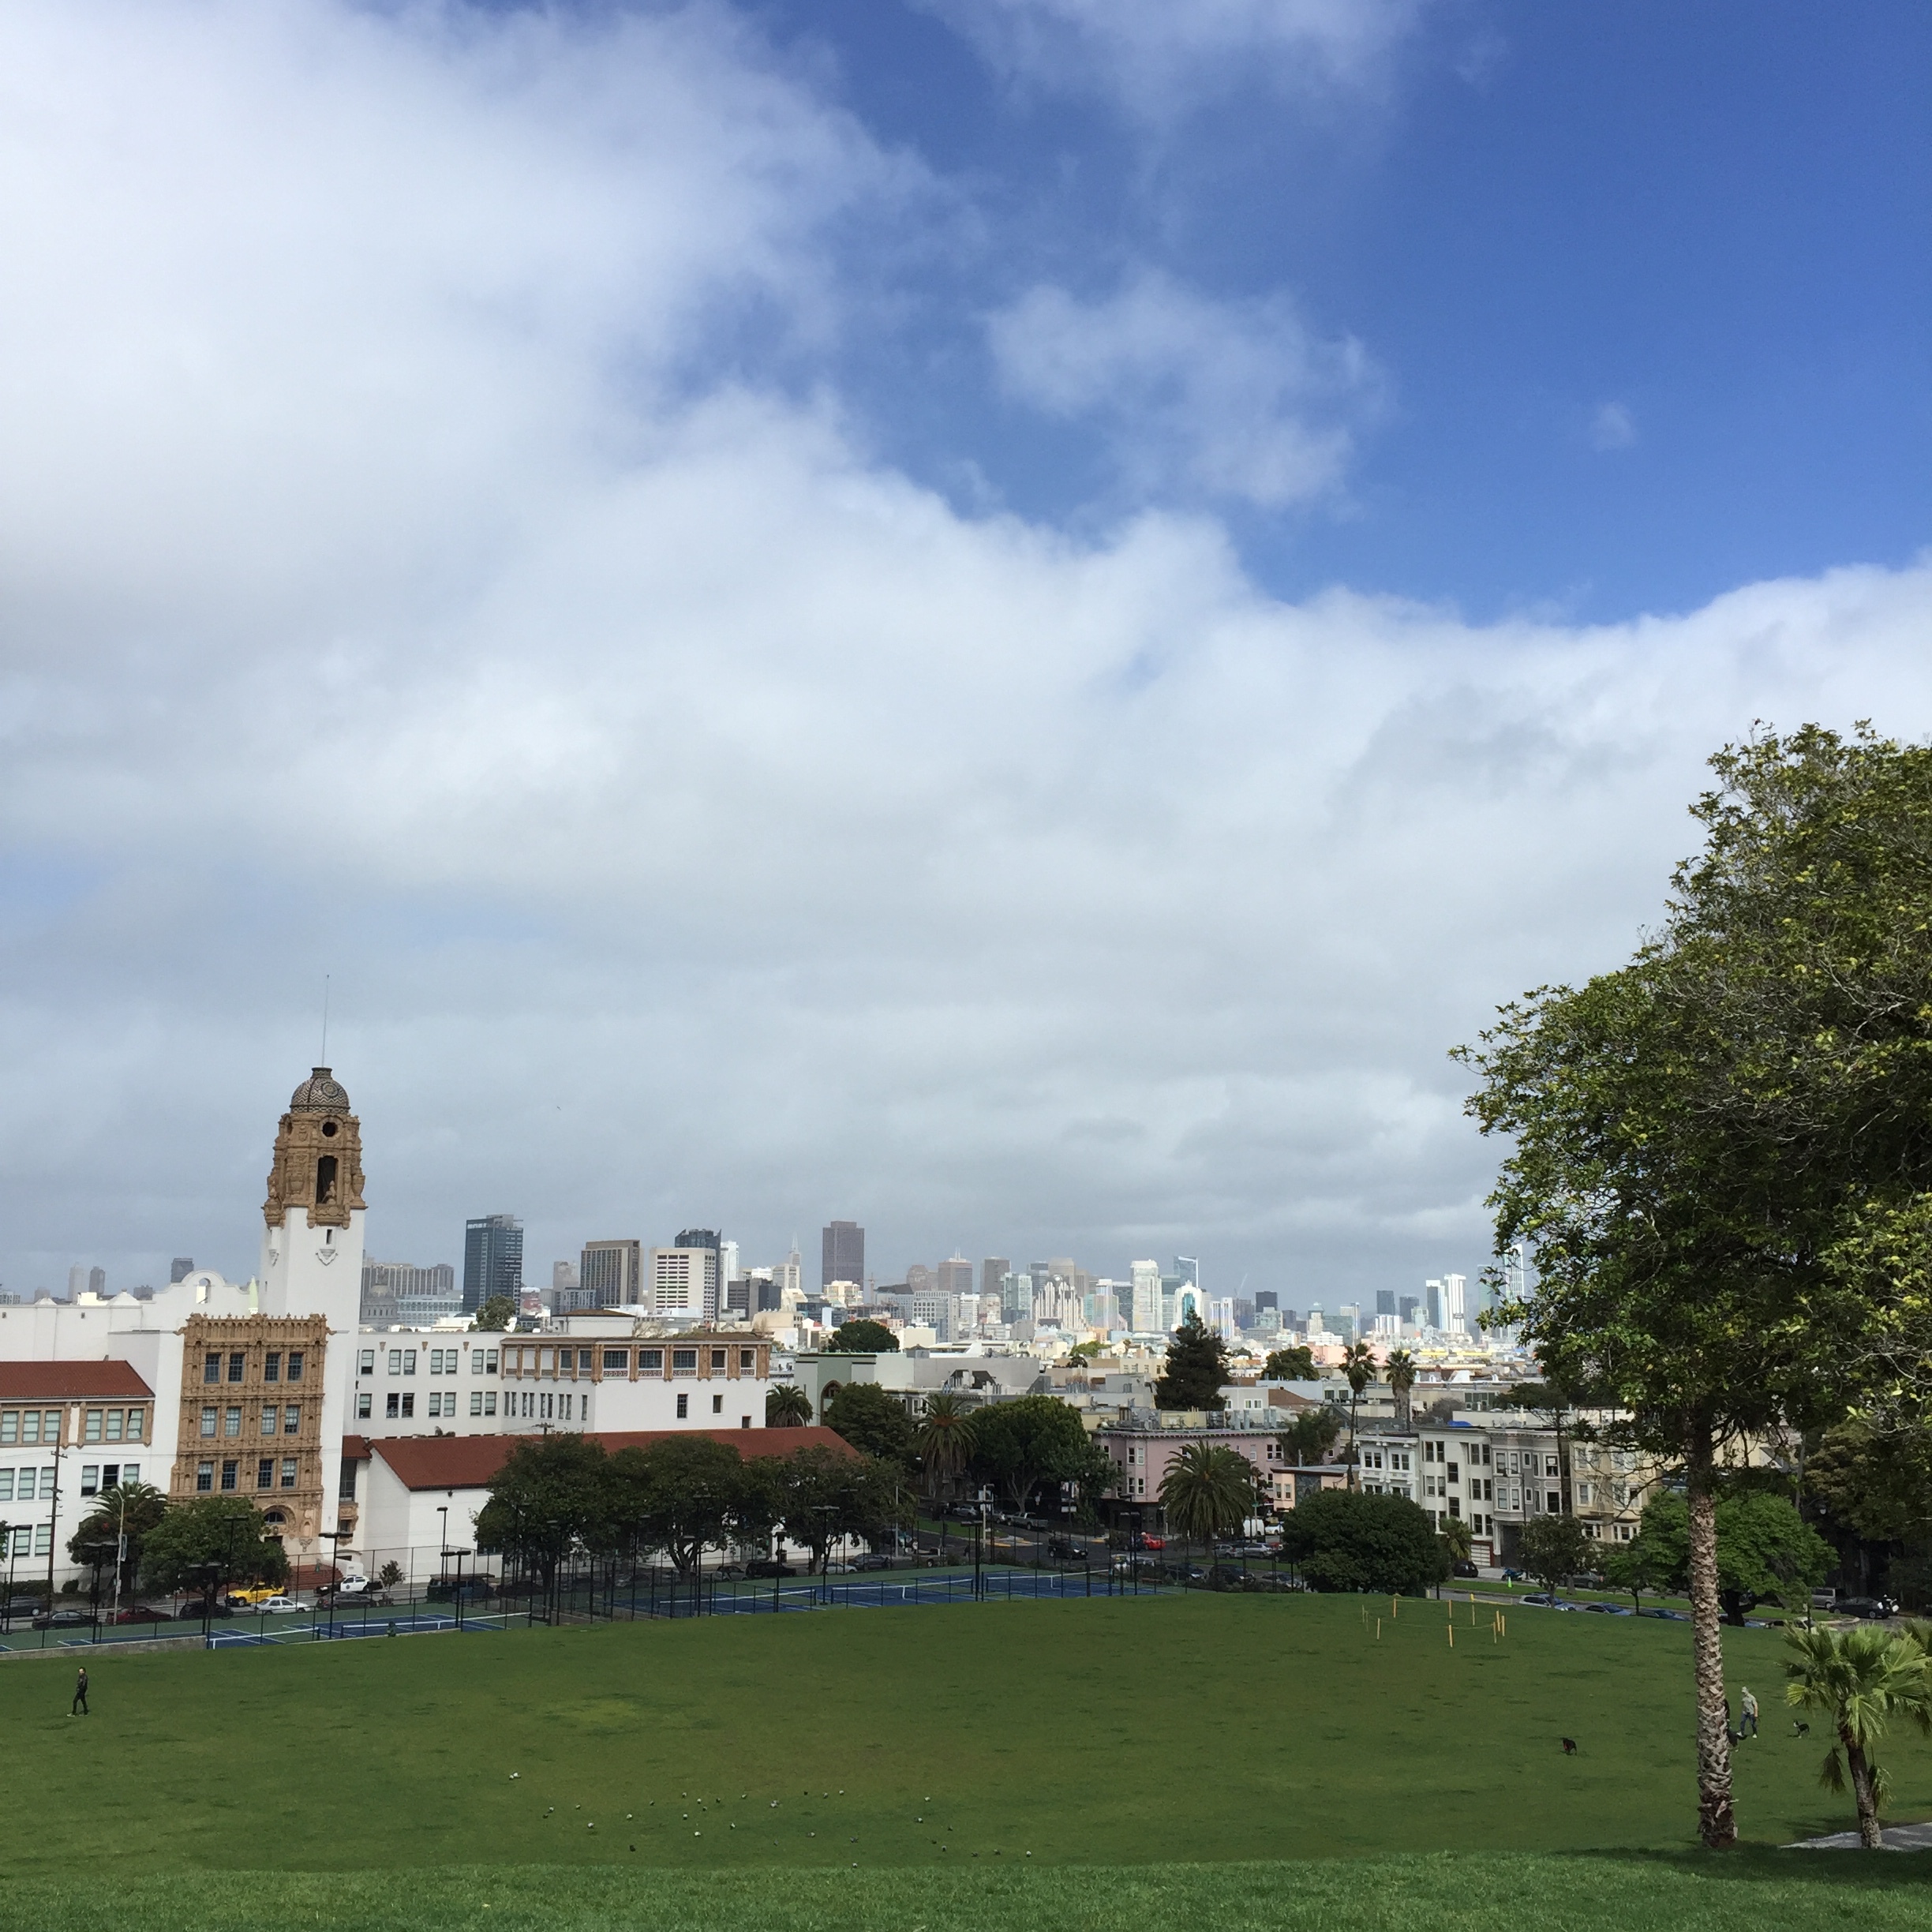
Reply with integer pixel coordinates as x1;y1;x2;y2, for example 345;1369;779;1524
1740;1686;1758;1738
70;1666;88;1717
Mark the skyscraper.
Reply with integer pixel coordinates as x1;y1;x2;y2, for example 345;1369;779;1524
937;1256;974;1297
822;1220;864;1291
1375;1290;1397;1316
88;1267;107;1297
1129;1260;1163;1332
169;1256;195;1284
981;1256;1009;1299
579;1239;642;1308
462;1214;524;1314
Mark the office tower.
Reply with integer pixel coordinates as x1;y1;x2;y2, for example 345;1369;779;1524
1254;1290;1279;1314
1208;1297;1237;1341
1001;1271;1033;1321
649;1243;720;1320
937;1256;974;1297
779;1245;803;1297
67;1264;87;1298
1424;1279;1443;1328
724;1275;751;1316
674;1230;724;1322
1234;1297;1256;1331
1398;1294;1420;1326
580;1239;642;1308
720;1240;739;1290
822;1220;864;1292
462;1214;525;1314
906;1263;936;1295
1129;1260;1163;1332
88;1266;107;1297
1337;1301;1361;1339
1375;1289;1396;1316
981;1256;1009;1298
1442;1272;1469;1335
170;1256;195;1284
552;1260;578;1292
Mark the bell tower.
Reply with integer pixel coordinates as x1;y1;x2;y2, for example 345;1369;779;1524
260;1067;366;1553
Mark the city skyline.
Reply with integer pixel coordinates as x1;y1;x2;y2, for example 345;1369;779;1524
2;4;1925;1314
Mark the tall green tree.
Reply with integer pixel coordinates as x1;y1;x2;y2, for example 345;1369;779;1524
1157;1443;1256;1559
474;1432;618;1583
1385;1350;1417;1429
1631;1490;1834;1623
823;1319;899;1355
1784;1623;1932;1848
1458;727;1932;1847
823;1381;915;1466
1153;1312;1228;1411
966;1395;1091;1511
1339;1341;1376;1488
140;1497;288;1601
1518;1515;1589;1600
1262;1346;1316;1383
1279;1490;1446;1595
68;1481;168;1602
1277;1406;1342;1467
765;1384;814;1428
773;1445;899;1571
1601;1531;1674;1613
472;1295;516;1331
912;1392;978;1503
610;1434;747;1577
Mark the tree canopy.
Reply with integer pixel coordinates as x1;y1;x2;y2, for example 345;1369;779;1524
1154;1312;1228;1410
1158;1443;1255;1546
1262;1346;1315;1383
1631;1489;1834;1623
472;1295;516;1331
823;1319;899;1355
140;1497;288;1597
1279;1489;1445;1596
822;1380;915;1466
765;1384;814;1428
967;1395;1091;1509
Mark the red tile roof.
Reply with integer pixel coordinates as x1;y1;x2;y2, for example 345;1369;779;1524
340;1435;370;1462
0;1361;154;1401
369;1425;855;1492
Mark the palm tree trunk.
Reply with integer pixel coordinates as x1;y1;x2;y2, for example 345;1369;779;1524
1845;1735;1882;1849
1348;1395;1359;1492
1685;1430;1737;1848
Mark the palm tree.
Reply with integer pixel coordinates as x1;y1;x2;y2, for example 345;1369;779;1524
912;1393;978;1507
1440;1515;1473;1572
1385;1350;1417;1430
1783;1623;1932;1848
1340;1341;1376;1489
766;1385;813;1428
1159;1442;1256;1576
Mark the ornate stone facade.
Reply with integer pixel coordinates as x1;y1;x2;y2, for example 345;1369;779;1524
263;1065;366;1230
171;1312;331;1558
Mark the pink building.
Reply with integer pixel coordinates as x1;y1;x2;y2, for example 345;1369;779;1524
1095;1420;1347;1523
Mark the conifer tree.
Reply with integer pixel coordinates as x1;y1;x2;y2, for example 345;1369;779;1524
1154;1311;1229;1410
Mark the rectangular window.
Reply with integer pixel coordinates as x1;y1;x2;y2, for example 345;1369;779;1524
225;1407;242;1437
400;1393;414;1418
1546;1455;1559;1477
710;1349;725;1372
262;1407;277;1436
711;1394;723;1414
257;1458;275;1488
388;1349;402;1375
286;1352;304;1383
123;1405;144;1441
1577;1482;1593;1505
740;1415;751;1428
602;1350;628;1372
201;1407;218;1438
426;1348;441;1375
540;1393;553;1420
33;1523;51;1557
739;1350;755;1372
386;1392;399;1419
281;1460;298;1489
0;1471;12;1501
80;1465;99;1496
402;1350;416;1376
122;1461;138;1485
220;1459;238;1492
471;1349;485;1375
359;1349;375;1374
672;1350;697;1376
204;1353;222;1383
638;1349;663;1373
1447;1462;1458;1484
0;1412;13;1443
1448;1496;1460;1518
43;1409;58;1443
284;1406;300;1435
264;1352;280;1383
197;1461;214;1492
105;1409;123;1442
357;1392;372;1419
339;1460;358;1500
427;1391;443;1417
84;1410;103;1443
485;1391;497;1416
470;1389;483;1416
539;1349;555;1373
676;1392;689;1419
578;1349;593;1373
101;1463;119;1489
228;1352;245;1383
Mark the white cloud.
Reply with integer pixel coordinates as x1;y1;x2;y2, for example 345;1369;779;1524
923;0;1429;117
990;272;1380;507
1591;401;1638;451
2;2;1930;1311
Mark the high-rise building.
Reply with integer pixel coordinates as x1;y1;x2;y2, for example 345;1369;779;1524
1129;1260;1163;1332
552;1260;578;1292
579;1239;642;1308
936;1256;973;1297
67;1265;87;1298
1254;1290;1279;1314
650;1243;721;1321
462;1214;524;1315
1425;1279;1443;1329
822;1220;864;1292
1443;1272;1469;1335
1001;1271;1033;1322
1375;1290;1397;1316
361;1259;459;1324
169;1256;195;1284
905;1263;936;1295
1398;1294;1420;1326
88;1267;107;1297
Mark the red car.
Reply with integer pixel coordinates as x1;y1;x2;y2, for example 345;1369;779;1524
1129;1533;1166;1552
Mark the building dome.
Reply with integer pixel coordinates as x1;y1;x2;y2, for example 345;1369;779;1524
289;1066;351;1114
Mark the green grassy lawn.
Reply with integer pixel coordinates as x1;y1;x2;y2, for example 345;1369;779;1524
2;1590;1926;1928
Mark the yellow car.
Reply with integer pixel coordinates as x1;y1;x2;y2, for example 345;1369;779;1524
227;1585;281;1608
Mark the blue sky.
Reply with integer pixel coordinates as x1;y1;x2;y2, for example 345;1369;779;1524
0;1;1928;1306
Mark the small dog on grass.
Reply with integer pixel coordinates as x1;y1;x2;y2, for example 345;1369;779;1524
1792;1720;1810;1737
1560;1738;1578;1755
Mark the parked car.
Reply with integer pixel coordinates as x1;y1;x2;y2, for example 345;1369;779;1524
426;1576;496;1601
1582;1601;1633;1616
114;1604;170;1624
822;1560;856;1574
743;1559;794;1579
1451;1559;1479;1578
260;1596;305;1614
1129;1533;1166;1552
32;1608;94;1630
852;1553;896;1572
1046;1537;1083;1560
1638;1608;1690;1621
335;1574;372;1596
1837;1596;1899;1620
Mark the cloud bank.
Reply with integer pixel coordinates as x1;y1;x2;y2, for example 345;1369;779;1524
2;1;1928;1309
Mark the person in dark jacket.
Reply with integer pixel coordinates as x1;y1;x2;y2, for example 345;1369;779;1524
71;1666;89;1716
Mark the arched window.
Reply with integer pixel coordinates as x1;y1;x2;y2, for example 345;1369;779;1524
315;1155;338;1204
